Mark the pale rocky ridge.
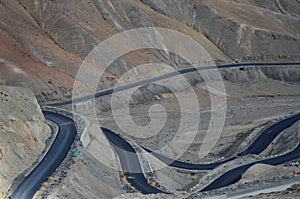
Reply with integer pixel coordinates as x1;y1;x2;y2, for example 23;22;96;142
0;85;50;198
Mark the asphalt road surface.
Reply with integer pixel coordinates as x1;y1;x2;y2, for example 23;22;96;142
239;114;300;155
12;62;300;196
44;62;300;107
202;113;300;192
11;111;77;199
142;147;235;170
102;128;166;194
142;114;300;170
101;113;300;193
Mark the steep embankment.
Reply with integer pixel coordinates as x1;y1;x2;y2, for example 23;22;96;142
0;85;50;198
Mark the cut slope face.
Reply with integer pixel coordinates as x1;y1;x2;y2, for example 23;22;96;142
0;85;50;198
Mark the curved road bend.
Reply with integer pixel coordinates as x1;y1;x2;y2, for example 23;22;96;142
12;112;300;197
239;114;300;155
142;147;235;170
11;111;77;199
45;62;300;107
101;128;166;194
13;62;300;196
100;113;300;193
141;113;300;170
202;113;300;192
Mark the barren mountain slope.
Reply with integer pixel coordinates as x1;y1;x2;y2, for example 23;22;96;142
141;0;300;62
1;0;299;102
1;1;300;198
0;0;230;103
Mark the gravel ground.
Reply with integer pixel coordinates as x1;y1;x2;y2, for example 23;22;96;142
95;77;300;196
41;69;300;198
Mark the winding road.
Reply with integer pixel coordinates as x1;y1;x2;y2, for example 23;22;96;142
45;62;300;107
143;114;300;171
12;62;300;197
102;113;300;193
102;128;166;194
202;114;300;191
11;111;77;199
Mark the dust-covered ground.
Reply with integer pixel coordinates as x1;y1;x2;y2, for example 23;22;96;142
98;78;300;164
94;67;300;196
41;67;300;198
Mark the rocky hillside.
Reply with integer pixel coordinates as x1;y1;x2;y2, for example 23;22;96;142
142;0;300;62
0;1;299;199
0;0;299;103
0;85;50;198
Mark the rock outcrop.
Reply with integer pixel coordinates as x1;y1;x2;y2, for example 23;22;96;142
0;85;50;198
